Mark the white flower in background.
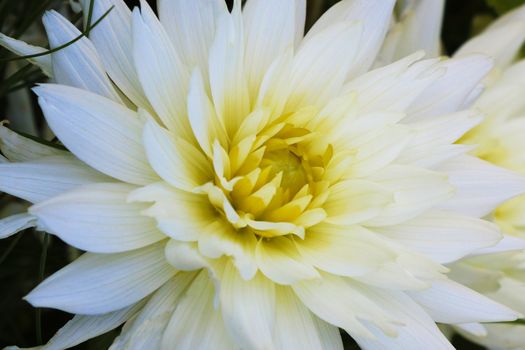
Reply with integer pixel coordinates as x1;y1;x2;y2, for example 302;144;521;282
1;0;525;349
385;2;525;349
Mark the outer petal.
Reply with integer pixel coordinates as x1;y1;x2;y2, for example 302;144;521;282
0;33;52;76
34;84;159;185
408;279;520;323
376;210;502;263
0;124;67;162
42;10;122;102
25;241;176;315
305;0;395;77
112;273;197;350
132;2;192;140
157;0;227;81
161;271;236;350
437;155;525;217
0;213;36;239
0;155;111;203
143;119;212;191
29;183;165;253
220;262;275;349
274;286;343;350
41;303;144;350
243;0;297;97
286;21;361;110
351;289;454;350
81;0;151;109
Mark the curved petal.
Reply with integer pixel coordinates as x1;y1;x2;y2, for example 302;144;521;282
29;183;165;253
0;155;111;203
25;241;176;315
0;33;52;76
34;84;159;185
42;10;122;102
132;2;192;139
0;213;36;239
220;262;275;349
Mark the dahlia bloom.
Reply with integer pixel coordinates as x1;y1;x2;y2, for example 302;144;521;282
385;2;525;348
1;0;525;349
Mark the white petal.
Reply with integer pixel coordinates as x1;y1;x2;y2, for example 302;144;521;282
324;180;392;225
0;213;36;239
112;273;197;350
208;2;250;137
143;119;212;191
34;84;158;185
42;10;122;102
0;124;67;162
286;21;361;110
376;210;502;263
351;289;454;350
456;16;525;69
243;0;297;97
161;271;236;350
274;286;343;350
305;0;395;77
25;241;175;314
132;2;192;139
406;55;493;121
255;236;319;284
296;224;396;277
364;165;454;226
220;262;275;349
81;0;151;109
0;33;52;76
29;183;165;253
470;234;525;255
292;273;399;338
408;279;521;323
42;302;144;350
437;155;525;217
0;155;111;203
454;323;487;337
157;0;227;81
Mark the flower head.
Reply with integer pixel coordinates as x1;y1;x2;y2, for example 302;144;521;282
1;0;525;349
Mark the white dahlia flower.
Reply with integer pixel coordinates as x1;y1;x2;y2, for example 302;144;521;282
1;0;525;349
384;2;525;349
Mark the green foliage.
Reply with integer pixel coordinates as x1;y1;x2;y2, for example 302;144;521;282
486;0;525;14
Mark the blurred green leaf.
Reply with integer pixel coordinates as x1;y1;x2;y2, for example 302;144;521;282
486;0;525;14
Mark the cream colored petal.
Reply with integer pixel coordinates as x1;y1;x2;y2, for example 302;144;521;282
305;0;395;77
26;241;176;314
80;0;151;109
34;84;159;185
161;271;237;350
255;236;319;285
143;119;212;191
220;262;275;349
376;210;501;263
42;302;144;350
286;21;361;111
208;2;250;138
42;10;122;103
243;0;297;97
29;183;165;253
408;279;520;324
437;155;525;217
274;286;343;350
132;2;192;140
0;124;67;162
364;165;454;227
324;180;392;225
0;155;111;204
157;0;227;82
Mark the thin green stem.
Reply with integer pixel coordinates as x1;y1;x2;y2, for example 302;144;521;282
0;233;23;266
85;0;95;37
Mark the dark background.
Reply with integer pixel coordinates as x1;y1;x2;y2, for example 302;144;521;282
0;0;519;349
